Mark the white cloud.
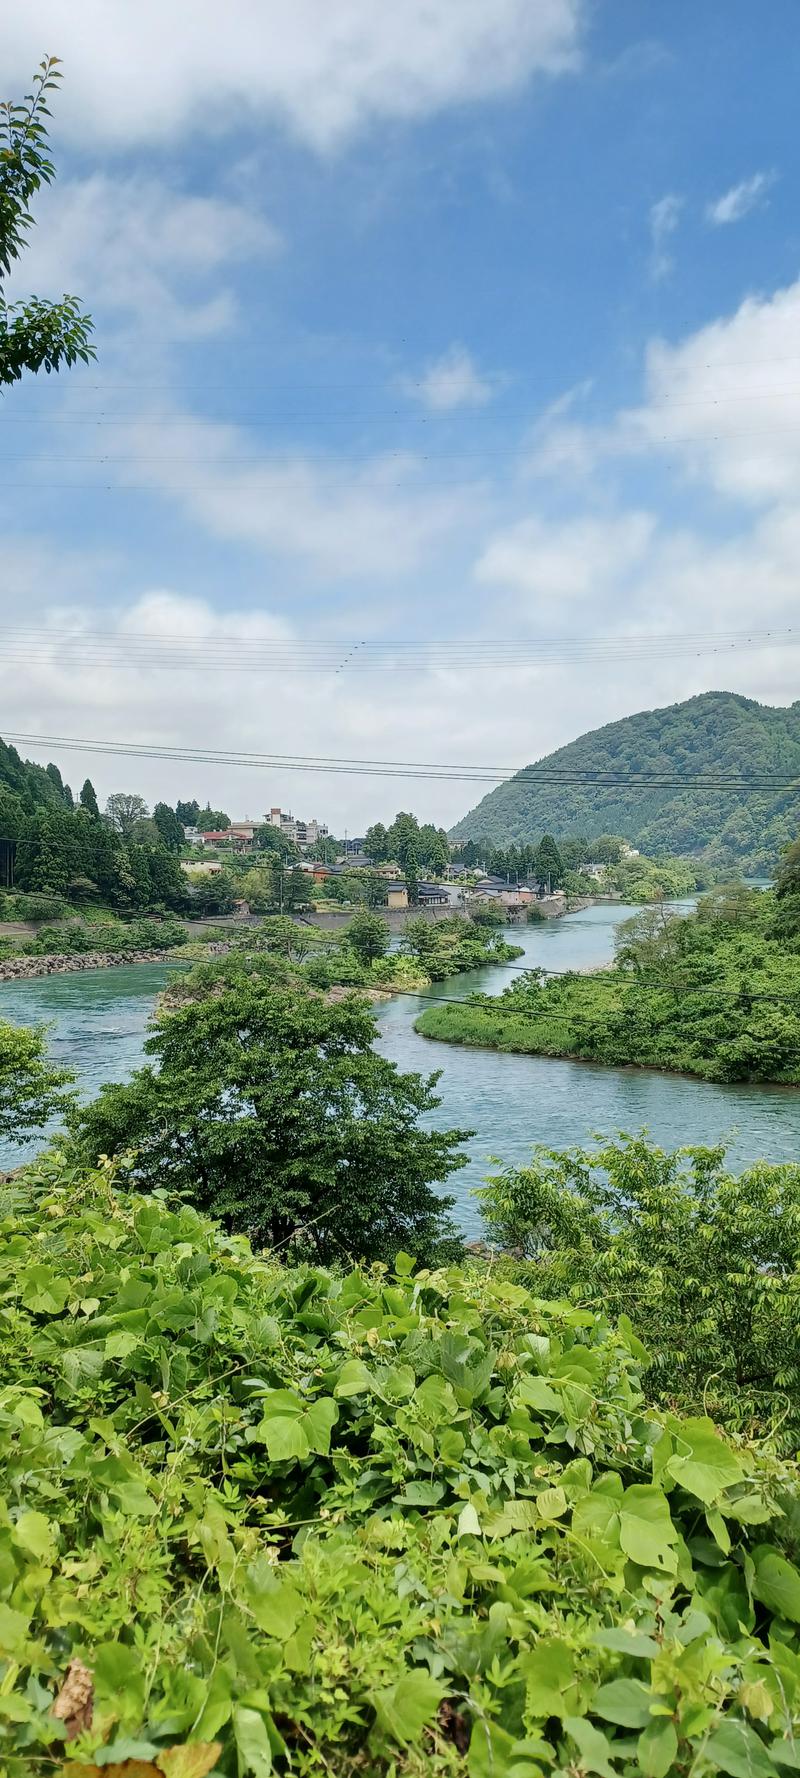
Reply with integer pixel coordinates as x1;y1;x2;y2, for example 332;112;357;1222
6;1;583;152
92;407;485;579
476;512;655;601
402;346;497;412
10;174;278;337
649;193;683;281
624;275;800;503
706;171;775;226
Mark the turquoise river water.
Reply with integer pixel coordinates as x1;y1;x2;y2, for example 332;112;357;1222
3;903;800;1236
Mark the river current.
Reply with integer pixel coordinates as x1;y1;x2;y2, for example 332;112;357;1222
3;903;800;1235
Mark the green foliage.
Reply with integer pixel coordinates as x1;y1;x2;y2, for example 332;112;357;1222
0;1020;74;1143
1;1156;800;1774
606;853;698;902
417;891;800;1084
402;914;522;980
479;1133;800;1439
18;916;187;958
533;834;564;889
67;974;467;1265
0;58;95;387
152;802;186;854
78;779;100;819
450;691;800;872
347;908;391;965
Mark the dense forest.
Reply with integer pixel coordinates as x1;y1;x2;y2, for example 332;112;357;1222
450;691;800;872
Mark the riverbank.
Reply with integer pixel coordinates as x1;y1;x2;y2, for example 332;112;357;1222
0;947;195;983
414;890;800;1085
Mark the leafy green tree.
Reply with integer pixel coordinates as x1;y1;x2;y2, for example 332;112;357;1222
0;1019;74;1144
480;1133;800;1436
533;834;564;889
105;792;149;838
195;806;231;832
347;908;390;966
175;799;200;827
152;802;185;853
252;823;297;860
364;821;389;862
592;834;624;864
1;59;95;387
79;778;100;818
69;978;467;1264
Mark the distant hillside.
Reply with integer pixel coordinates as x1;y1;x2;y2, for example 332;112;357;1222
449;692;800;873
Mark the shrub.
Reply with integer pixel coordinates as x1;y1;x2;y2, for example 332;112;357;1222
1;1154;800;1774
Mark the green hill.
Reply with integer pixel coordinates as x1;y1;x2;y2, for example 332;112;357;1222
449;691;800;872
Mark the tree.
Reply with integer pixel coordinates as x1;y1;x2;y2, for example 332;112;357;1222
105;792;149;838
0;1019;74;1144
592;834;624;865
79;778;100;818
533;833;564;890
479;1133;800;1436
153;802;185;854
69;978;467;1265
347;908;390;966
175;799;200;828
364;821;389;863
1;59;95;388
195;806;231;832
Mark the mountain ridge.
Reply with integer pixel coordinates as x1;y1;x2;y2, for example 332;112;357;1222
449;691;800;872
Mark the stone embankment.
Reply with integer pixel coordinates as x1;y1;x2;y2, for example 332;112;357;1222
0;949;177;983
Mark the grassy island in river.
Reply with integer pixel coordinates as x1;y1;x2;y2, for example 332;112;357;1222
416;883;800;1084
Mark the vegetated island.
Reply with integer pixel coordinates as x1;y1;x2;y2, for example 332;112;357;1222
416;874;800;1084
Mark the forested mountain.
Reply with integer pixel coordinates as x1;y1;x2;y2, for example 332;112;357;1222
450;692;800;872
0;736;73;812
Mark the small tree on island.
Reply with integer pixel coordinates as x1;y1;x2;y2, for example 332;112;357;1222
68;978;468;1265
347;907;390;966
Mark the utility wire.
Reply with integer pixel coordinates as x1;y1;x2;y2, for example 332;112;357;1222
3;732;800;791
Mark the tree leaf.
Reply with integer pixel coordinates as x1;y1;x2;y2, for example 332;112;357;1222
752;1548;800;1625
619;1485;678;1572
593;1678;652;1728
372;1670;445;1745
638;1718;678;1778
233;1706;272;1777
704;1718;777;1777
563;1716;617;1777
667;1419;745;1505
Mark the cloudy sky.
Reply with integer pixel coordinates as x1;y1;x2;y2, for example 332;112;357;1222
3;2;800;831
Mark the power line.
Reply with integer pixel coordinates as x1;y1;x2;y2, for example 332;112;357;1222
3;731;800;791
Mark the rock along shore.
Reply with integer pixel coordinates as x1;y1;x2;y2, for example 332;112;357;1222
0;949;177;983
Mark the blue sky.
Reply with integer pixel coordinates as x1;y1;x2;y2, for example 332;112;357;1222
3;2;800;830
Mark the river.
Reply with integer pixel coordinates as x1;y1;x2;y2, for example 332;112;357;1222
3;904;800;1236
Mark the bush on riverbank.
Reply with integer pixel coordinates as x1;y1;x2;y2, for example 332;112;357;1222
3;1150;800;1775
416;889;800;1083
480;1132;800;1442
17;915;188;957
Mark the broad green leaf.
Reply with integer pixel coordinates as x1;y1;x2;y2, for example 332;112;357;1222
19;1266;70;1315
304;1396;338;1454
12;1510;55;1563
517;1376;561;1414
704;1718;777;1778
233;1705;273;1777
591;1627;659;1659
619;1485;678;1573
536;1486;567;1521
0;1604;30;1656
105;1330;141;1360
262;1417;310;1462
524;1640;576;1720
593;1677;652;1729
372;1669;445;1745
563;1715;617;1777
245;1562;301;1639
334;1359;373;1397
458;1502;482;1538
752;1548;800;1625
667;1419;745;1505
638;1718;678;1778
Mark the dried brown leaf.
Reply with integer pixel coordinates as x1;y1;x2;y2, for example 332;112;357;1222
52;1658;94;1739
